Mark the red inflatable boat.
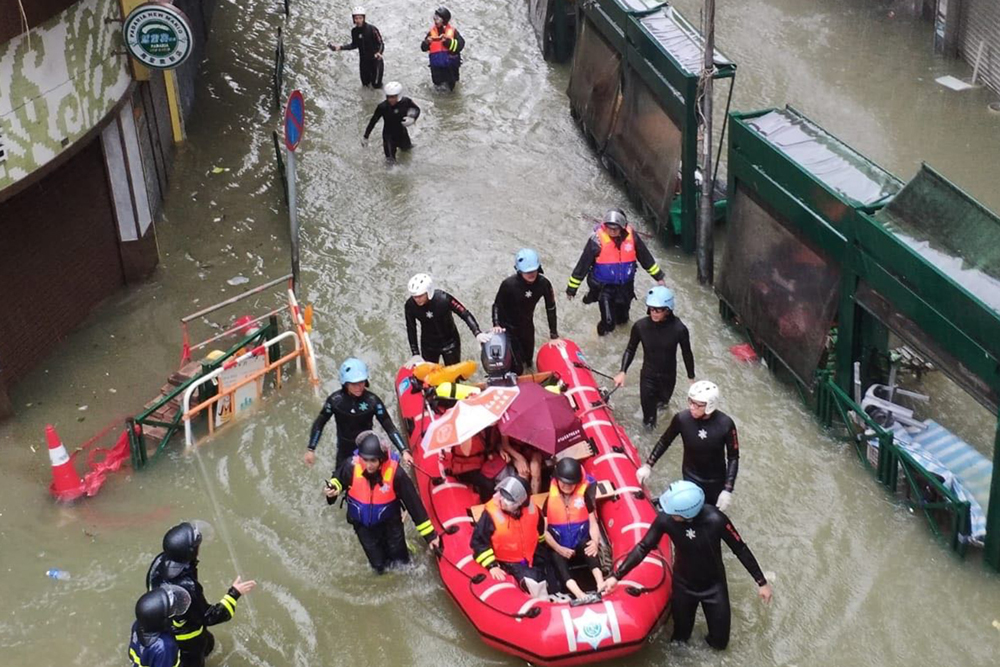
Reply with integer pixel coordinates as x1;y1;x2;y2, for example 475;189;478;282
394;338;672;665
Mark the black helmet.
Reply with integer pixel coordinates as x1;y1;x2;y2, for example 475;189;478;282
603;208;627;228
554;457;583;485
135;585;190;633
162;522;202;563
357;431;386;461
434;6;451;22
481;332;513;377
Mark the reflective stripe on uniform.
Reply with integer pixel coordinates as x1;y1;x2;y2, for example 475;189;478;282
130;648;142;665
175;625;204;641
220;594;238;618
330;478;343;492
567;276;582;288
415;519;434;537
646;263;660;276
475;548;496;567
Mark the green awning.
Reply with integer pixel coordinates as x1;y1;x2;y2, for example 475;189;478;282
638;7;734;77
874;165;1000;317
746;107;902;209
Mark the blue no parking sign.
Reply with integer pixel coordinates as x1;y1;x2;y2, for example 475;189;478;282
284;89;304;152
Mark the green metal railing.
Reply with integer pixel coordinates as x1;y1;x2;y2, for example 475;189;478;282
128;323;277;470
815;373;971;555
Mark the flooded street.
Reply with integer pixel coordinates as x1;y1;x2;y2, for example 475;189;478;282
2;0;999;664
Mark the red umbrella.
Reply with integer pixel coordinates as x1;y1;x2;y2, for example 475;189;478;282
497;383;586;455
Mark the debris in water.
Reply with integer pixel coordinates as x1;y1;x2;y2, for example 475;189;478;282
45;569;71;581
211;166;231;174
78;405;88;411
227;276;250;286
992;619;1000;631
109;388;117;394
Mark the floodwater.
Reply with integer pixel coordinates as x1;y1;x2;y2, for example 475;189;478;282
2;0;999;664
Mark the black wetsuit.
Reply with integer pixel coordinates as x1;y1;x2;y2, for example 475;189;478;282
405;290;482;365
338;22;384;87
146;557;243;667
492;272;558;372
420;24;465;90
328;458;437;573
363;97;421;161
566;231;665;335
308;388;408;468
620;314;695;427
613;506;766;649
648;410;739;504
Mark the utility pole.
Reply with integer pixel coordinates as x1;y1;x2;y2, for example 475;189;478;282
696;0;716;285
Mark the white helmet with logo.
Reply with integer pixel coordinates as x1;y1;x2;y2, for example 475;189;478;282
408;273;434;298
688;380;719;415
384;81;403;97
352;6;366;16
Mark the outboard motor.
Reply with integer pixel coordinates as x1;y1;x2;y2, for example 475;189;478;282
481;332;516;386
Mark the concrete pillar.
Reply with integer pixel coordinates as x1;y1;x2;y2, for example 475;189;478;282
934;0;965;57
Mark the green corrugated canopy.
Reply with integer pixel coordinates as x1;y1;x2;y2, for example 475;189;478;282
746;107;902;210
638;6;734;76
874;165;1000;317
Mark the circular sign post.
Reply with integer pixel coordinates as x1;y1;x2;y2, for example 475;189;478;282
283;90;305;289
123;2;194;70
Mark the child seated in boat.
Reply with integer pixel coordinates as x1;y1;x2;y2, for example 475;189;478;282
500;434;544;494
543;458;605;600
447;428;505;502
470;476;550;600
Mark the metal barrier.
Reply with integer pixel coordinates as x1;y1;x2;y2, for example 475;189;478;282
181;330;303;446
129;276;319;467
815;373;971;555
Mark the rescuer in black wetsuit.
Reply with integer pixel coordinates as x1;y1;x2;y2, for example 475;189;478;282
325;433;440;573
566;209;666;336
636;381;739;511
146;523;257;667
614;286;695;428
601;481;772;650
305;357;412;469
492;248;558;373
405;272;487;365
328;7;385;88
363;81;420;162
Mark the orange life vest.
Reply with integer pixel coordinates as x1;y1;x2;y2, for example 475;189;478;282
546;481;591;548
346;457;399;526
428;25;456;55
592;225;638;285
486;499;540;566
449;432;487;476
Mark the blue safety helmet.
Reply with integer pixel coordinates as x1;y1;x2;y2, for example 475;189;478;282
339;358;369;385
658;480;704;519
646;286;675;311
514;248;541;273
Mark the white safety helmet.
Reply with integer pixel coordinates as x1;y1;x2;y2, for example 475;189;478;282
352;6;366;16
408;273;434;298
384;81;403;97
688;380;719;415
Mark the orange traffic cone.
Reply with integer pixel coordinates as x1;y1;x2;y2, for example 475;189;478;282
46;425;83;502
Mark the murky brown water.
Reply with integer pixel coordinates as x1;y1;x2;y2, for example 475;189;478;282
2;1;998;665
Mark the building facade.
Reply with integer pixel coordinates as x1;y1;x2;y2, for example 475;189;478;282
0;0;213;418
